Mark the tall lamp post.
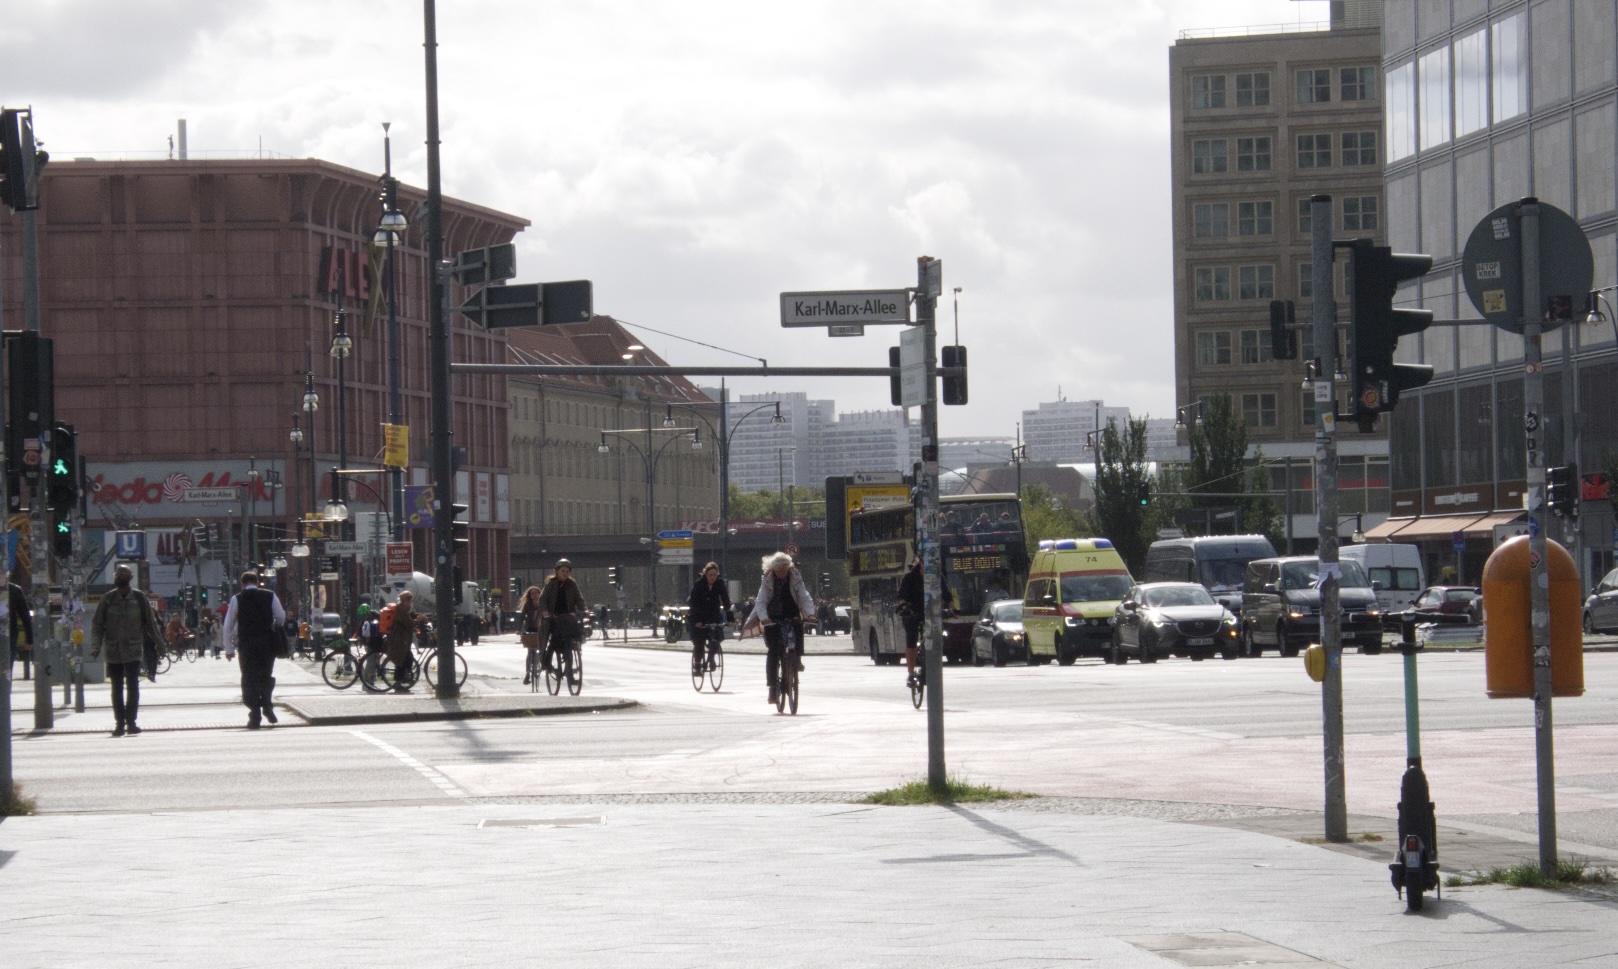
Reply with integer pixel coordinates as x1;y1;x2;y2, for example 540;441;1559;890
663;390;784;578
330;307;353;632
600;425;701;605
374;124;409;543
301;364;320;630
289;414;305;620
776;445;798;551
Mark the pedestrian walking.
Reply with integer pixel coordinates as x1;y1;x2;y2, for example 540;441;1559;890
223;571;287;730
7;574;34;681
384;590;419;692
89;564;164;737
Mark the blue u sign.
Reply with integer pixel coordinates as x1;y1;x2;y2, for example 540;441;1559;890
115;530;146;560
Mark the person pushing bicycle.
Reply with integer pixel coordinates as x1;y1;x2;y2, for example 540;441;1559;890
742;552;815;706
686;561;732;678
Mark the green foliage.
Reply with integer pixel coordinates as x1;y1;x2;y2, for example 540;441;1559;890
1183;394;1283;546
1020;482;1091;547
727;484;826;522
1446;859;1614;889
2;781;37;816
861;775;1038;805
1092;415;1154;573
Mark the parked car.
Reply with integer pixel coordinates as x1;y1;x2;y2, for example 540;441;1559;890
823;605;852;635
1399;586;1481;625
1110;582;1240;664
1142;534;1276;616
970;599;1027;667
1584;568;1618;633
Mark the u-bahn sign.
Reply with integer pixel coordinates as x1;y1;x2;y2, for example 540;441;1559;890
780;290;909;327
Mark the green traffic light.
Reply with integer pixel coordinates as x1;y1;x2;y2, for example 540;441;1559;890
52;459;68;475
55;521;70;534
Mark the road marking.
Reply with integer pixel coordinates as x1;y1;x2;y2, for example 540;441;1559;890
1072;712;1241;741
350;730;467;798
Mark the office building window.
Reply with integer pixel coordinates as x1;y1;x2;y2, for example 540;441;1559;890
1419;46;1451;150
1386;61;1416;161
1238;265;1274;300
1242;393;1278;428
1235;72;1270;107
1296;68;1331;103
1237;200;1272;236
1299;261;1313;299
1192;75;1226;109
1192;139;1228;174
1236;136;1272;171
1454;27;1488;137
1195;266;1231;302
1193;202;1230;238
1343;196;1378;232
1297;198;1313;235
1240;329;1272;364
1301;389;1316;427
1297;133;1332;168
1493;13;1527;123
1197;331;1232;366
1341;66;1376;101
1342;130;1377;166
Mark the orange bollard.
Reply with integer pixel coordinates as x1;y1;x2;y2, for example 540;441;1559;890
1481;536;1584;698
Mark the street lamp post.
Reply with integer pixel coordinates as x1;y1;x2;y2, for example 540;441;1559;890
289;415;304;619
330;306;354;632
600;425;701;605
301;361;320;630
776;445;797;550
664;389;784;579
374;124;409;543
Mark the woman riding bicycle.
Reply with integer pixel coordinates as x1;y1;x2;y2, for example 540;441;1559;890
686;561;732;677
742;552;815;706
537;559;587;675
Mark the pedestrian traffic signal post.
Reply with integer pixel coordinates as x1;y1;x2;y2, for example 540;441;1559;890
1546;464;1578;518
606;566;620;586
46;423;77;512
1346;240;1434;429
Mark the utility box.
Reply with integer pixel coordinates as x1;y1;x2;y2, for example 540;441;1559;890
1481;536;1584;698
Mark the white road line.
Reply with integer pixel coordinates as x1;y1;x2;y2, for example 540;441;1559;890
1072;712;1242;741
350;730;467;798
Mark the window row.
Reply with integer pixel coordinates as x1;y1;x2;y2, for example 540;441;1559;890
1191;130;1377;174
1193;265;1275;302
1192;195;1377;240
1189;389;1363;432
1189;66;1376;110
1386;11;1526;162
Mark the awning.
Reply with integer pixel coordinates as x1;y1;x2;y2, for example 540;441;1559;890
1463;511;1525;535
1364;513;1490;542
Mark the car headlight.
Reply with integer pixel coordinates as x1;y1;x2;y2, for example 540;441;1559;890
1221;616;1238;627
1064;616;1080;627
1366;608;1381;617
1288;609;1314;620
1006;632;1023;641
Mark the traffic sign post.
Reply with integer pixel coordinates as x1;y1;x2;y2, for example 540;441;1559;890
458;280;594;329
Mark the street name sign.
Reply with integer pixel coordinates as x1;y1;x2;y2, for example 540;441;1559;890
780;290;909;327
657;548;695;565
324;540;367;556
180;488;239;503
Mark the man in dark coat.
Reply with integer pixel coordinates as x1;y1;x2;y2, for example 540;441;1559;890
8;576;33;681
223;571;287;729
90;564;165;736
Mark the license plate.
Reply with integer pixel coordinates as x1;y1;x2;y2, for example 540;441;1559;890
1187;637;1214;646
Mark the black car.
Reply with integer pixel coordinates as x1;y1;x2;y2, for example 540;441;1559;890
1241;557;1383;656
970;599;1026;666
1110;582;1240;664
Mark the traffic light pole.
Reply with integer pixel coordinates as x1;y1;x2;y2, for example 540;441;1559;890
1310;196;1346;842
917;257;946;791
1520;199;1558;876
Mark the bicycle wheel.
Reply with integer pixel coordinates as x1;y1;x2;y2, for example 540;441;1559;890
691;648;705;692
544;647;562;695
185;644;200;662
322;650;360;690
528;650;543;693
786;663;799;715
708;645;725;692
423;652;468;689
567;645;583;696
359;652;395;693
155;652;173;676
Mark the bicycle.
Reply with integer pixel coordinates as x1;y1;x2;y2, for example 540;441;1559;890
771;621;800;715
690;623;725;693
906;661;925;710
359;649;419;692
542;626;583;697
321;644;362;690
526;642;545;693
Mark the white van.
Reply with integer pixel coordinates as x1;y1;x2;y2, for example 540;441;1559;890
1339;544;1424;621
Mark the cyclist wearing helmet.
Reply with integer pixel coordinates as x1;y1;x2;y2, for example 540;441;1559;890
538;559;586;673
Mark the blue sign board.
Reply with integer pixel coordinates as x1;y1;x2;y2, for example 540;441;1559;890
658;529;694;541
115;530;146;560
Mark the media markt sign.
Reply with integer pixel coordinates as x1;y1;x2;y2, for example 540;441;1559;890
779;289;909;327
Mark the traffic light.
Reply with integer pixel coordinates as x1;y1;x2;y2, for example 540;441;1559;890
1136;481;1151;507
51;512;72;558
6;331;54;480
1547;464;1579;518
1268;299;1298;360
453;563;464;604
46;423;77;512
0;108;43;212
201;587;210;606
941;345;968;405
606;566;620;586
1347;240;1434;427
888;346;902;406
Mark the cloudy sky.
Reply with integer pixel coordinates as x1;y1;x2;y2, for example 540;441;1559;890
7;0;1331;439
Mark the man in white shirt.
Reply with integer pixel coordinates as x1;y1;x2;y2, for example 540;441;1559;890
223;571;287;730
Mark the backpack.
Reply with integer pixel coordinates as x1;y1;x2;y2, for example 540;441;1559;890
378;603;397;635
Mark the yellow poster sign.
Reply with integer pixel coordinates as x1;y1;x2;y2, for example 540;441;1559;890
382;423;409;468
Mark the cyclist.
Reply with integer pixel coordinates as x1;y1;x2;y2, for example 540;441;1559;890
898;555;925;680
383;591;421;692
742;552;815;705
537;559;587;675
519;583;545;684
687;561;732;677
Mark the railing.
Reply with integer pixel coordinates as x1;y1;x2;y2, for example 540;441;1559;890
1178;21;1332;40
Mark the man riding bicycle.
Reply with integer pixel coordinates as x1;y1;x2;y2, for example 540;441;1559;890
742;552;815;705
687;561;732;676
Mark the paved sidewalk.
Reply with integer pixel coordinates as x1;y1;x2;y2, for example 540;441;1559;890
4;797;1616;969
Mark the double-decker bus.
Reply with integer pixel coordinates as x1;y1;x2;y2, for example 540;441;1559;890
850;493;1027;665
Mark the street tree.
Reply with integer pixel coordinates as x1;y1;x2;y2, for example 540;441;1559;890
1020;481;1091;547
1183;394;1283;545
1092;415;1154;573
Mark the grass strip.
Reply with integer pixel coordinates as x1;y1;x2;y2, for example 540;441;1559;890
861;776;1038;806
1446;858;1615;889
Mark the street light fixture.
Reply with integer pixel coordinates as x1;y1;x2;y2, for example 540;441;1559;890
374;123;408;543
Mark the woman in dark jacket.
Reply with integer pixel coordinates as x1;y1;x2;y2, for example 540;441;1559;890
519;584;544;684
686;561;732;674
538;559;586;672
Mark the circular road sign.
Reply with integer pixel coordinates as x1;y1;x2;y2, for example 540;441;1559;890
1462;198;1592;334
785;542;801;557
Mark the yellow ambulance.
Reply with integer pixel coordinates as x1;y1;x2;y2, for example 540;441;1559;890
1021;538;1135;665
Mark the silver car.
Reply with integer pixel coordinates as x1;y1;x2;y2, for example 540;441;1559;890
970;599;1027;667
1111;582;1241;664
